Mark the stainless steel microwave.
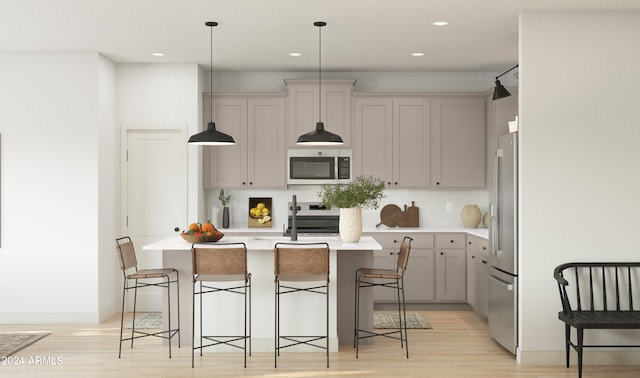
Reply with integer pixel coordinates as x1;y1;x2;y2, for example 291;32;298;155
287;149;352;185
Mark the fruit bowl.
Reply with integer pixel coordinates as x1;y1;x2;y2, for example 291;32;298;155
180;232;224;243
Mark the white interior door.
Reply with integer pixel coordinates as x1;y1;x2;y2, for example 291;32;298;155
124;126;187;312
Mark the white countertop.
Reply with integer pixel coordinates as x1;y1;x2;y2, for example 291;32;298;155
211;226;489;239
143;235;382;251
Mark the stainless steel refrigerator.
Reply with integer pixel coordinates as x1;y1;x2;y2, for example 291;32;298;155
488;132;518;354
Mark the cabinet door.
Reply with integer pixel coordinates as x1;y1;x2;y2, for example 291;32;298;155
203;97;248;188
476;238;490;318
393;98;431;187
435;249;466;301
286;80;353;147
404;248;435;301
353;97;393;184
372;249;396;301
247;98;286;188
431;97;485;187
466;249;477;308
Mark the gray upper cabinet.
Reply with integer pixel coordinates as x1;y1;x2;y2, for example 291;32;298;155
353;97;431;187
285;79;354;148
204;95;286;189
431;97;486;188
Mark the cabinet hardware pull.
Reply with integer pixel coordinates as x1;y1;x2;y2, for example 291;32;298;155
440;252;444;255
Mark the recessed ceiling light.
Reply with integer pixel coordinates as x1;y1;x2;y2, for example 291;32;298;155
412;52;425;57
433;21;448;26
152;52;165;57
289;52;302;57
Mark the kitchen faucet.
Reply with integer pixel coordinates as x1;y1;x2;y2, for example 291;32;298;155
291;194;298;241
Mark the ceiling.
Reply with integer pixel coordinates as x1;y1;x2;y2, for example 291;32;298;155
2;0;639;73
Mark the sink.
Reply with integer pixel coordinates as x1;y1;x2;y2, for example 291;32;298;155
251;236;337;242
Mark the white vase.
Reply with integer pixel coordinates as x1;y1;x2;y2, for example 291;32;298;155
339;208;362;243
461;204;481;228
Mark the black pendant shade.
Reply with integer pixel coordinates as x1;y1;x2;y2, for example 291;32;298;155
492;79;511;100
492;64;518;101
297;122;344;145
188;21;235;146
296;21;344;146
188;121;235;145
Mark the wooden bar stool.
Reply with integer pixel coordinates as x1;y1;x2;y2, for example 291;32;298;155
191;242;251;368
274;242;330;368
115;236;181;358
354;236;413;358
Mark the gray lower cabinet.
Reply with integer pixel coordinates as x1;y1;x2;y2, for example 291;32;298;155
476;238;490;318
435;233;467;301
466;235;490;318
370;234;434;302
368;232;470;303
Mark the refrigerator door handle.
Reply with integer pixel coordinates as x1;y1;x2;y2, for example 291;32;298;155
489;274;513;291
492;149;503;258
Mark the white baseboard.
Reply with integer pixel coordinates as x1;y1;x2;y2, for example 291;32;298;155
518;349;640;366
0;313;100;324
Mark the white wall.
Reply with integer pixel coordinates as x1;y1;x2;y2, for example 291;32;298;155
97;54;119;320
518;11;640;364
116;63;202;226
210;71;514;93
0;52;114;323
205;187;489;231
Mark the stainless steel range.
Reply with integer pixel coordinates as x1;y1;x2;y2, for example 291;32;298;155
284;201;339;236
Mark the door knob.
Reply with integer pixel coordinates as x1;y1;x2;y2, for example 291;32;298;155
174;227;179;232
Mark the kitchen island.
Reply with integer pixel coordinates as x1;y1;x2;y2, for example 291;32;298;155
142;235;382;352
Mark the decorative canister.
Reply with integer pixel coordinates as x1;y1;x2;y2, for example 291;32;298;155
461;204;482;228
483;212;490;228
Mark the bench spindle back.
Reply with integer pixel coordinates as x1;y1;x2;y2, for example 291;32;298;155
555;262;640;316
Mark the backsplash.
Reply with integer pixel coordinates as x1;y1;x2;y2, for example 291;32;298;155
205;187;489;231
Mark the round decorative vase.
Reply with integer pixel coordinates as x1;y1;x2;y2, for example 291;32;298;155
339;207;362;243
483;212;490;228
461;204;482;228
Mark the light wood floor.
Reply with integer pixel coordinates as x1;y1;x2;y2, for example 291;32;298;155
2;310;640;377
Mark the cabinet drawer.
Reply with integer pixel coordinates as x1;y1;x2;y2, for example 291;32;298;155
476;238;489;257
435;233;466;249
369;233;434;249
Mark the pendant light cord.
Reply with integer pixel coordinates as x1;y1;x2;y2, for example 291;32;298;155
318;22;322;125
209;24;213;124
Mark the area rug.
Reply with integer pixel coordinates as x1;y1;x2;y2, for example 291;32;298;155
126;313;162;329
374;312;432;329
0;332;50;357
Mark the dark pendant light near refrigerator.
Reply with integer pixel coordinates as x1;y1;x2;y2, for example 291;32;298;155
492;64;519;101
296;21;344;146
188;21;235;146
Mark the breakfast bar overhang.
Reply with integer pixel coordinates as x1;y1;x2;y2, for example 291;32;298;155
143;235;382;351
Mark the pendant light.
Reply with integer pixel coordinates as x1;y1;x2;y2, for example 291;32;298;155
188;21;235;146
296;21;344;146
492;64;518;101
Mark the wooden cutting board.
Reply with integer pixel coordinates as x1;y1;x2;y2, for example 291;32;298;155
399;201;420;227
376;204;402;227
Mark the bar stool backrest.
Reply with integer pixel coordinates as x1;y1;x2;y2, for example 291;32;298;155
396;236;413;275
274;243;330;281
116;237;138;273
192;243;247;276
